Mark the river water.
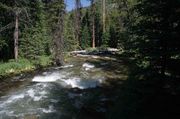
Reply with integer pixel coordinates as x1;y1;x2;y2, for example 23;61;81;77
0;56;124;119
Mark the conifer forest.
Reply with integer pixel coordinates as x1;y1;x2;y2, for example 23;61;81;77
0;0;180;119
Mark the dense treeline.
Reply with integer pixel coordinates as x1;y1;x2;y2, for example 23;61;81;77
0;0;65;65
127;0;180;77
65;0;180;77
0;0;180;118
0;0;180;75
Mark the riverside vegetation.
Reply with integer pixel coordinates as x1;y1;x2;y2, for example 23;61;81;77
0;0;180;119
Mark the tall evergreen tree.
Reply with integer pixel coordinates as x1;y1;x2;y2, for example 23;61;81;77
0;0;30;61
131;0;180;76
102;0;106;33
48;0;65;66
64;12;78;51
75;0;82;48
90;0;96;48
19;0;49;59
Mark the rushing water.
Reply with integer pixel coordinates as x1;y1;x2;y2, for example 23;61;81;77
0;57;115;119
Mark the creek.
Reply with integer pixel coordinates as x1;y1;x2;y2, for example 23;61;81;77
0;55;126;119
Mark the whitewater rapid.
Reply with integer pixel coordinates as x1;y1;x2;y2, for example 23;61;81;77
0;62;107;119
32;63;105;89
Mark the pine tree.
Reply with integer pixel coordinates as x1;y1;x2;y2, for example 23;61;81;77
102;0;106;33
19;0;49;59
0;0;30;61
75;0;82;48
131;0;180;76
81;25;91;49
64;13;78;51
48;0;65;66
90;0;96;48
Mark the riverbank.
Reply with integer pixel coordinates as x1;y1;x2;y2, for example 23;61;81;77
0;50;179;119
0;48;121;80
0;50;129;119
0;56;52;80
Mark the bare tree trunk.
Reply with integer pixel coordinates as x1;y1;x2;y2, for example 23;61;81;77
92;18;95;48
102;0;106;33
91;0;95;48
75;0;82;48
14;13;19;62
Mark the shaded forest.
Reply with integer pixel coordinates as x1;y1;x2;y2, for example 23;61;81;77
0;0;180;118
1;0;180;77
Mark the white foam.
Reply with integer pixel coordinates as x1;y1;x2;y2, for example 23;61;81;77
107;48;119;52
42;72;48;75
53;64;74;70
27;89;41;101
0;86;48;109
39;91;47;95
0;110;15;117
26;87;47;101
61;77;105;89
33;97;42;101
61;64;74;68
32;72;61;82
91;55;99;59
6;94;25;104
76;54;90;57
36;83;48;88
82;63;95;71
0;94;25;109
71;50;86;54
27;89;35;98
50;99;58;103
41;105;55;113
35;91;47;101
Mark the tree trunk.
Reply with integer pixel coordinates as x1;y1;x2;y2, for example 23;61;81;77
14;13;18;62
91;0;95;48
102;0;106;33
75;0;81;48
53;0;65;66
92;18;95;48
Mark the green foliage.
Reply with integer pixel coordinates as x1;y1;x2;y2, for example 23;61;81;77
86;46;109;53
19;26;50;59
101;31;110;47
129;0;180;75
47;0;65;66
0;0;31;60
31;55;52;67
0;37;6;50
64;13;78;51
0;56;52;78
86;47;99;53
19;0;50;59
0;58;33;77
81;25;91;49
47;0;65;29
0;0;179;78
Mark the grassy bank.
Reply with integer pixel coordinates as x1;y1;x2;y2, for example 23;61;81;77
0;56;52;79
